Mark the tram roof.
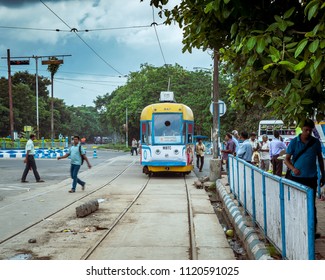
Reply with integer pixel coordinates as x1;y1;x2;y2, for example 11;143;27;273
140;102;194;121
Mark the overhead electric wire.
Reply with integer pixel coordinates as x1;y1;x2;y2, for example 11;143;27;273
54;79;109;94
0;23;162;33
151;6;167;66
55;77;126;86
40;0;123;76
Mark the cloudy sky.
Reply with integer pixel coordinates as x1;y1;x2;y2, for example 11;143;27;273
0;0;213;106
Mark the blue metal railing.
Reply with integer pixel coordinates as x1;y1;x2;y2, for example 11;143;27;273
228;155;315;260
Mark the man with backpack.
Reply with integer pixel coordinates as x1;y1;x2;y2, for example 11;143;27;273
284;119;325;239
57;135;92;193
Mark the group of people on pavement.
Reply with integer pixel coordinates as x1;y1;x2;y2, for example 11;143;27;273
221;119;324;239
21;134;92;193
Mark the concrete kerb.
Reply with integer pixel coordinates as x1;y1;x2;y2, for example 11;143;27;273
216;179;273;260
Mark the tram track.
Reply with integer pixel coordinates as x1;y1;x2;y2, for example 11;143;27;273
0;160;136;246
1;164;211;260
82;175;198;260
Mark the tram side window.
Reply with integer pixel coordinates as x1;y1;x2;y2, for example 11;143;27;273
141;122;152;145
187;122;193;144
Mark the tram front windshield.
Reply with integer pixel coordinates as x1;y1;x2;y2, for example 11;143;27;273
153;113;182;144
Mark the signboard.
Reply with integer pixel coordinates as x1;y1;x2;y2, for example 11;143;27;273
24;126;32;132
209;100;227;116
41;59;63;65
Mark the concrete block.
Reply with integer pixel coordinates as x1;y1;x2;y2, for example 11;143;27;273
76;199;99;218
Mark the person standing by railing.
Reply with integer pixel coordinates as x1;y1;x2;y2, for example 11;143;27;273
221;133;236;185
270;130;286;176
237;131;253;163
284;119;325;239
259;134;271;171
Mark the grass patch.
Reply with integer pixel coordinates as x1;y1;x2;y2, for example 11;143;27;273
97;143;130;152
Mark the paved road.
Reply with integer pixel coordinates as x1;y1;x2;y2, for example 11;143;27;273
0;154;235;260
0;149;126;200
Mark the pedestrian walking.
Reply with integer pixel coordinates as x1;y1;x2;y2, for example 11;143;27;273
57;135;92;193
270;130;286;176
237;131;253;163
131;137;138;156
21;134;45;183
284;119;325;239
259;134;270;171
195;138;205;172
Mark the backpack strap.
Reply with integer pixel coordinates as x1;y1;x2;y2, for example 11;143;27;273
79;145;85;164
292;136;317;164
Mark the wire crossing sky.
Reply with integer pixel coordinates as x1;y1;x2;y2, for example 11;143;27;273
0;0;212;106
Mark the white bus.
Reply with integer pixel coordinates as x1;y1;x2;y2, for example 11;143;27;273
258;120;296;142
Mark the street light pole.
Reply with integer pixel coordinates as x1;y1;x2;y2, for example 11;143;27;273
2;53;70;139
125;107;128;148
34;56;40;139
7;49;14;140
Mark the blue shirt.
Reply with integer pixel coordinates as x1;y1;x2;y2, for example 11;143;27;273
232;137;239;153
269;138;286;157
286;135;321;178
69;144;86;165
237;139;253;162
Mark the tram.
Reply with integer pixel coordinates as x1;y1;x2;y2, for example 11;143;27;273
140;91;194;176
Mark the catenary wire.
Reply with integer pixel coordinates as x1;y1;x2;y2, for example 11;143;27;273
40;0;123;76
151;6;167;65
0;24;161;32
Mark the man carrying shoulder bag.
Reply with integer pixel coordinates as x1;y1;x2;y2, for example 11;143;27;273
284;119;325;239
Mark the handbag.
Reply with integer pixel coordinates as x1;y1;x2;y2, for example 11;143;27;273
285;137;316;179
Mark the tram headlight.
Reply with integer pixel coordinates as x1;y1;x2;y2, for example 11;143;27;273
174;149;179;155
155;149;161;155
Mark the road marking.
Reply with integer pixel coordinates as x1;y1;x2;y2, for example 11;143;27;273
0;185;30;191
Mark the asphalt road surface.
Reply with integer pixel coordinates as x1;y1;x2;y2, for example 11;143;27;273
0;149;126;200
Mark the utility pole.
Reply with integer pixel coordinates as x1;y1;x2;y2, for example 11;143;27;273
2;54;71;139
209;49;222;181
34;56;40;139
6;49;14;140
212;50;219;159
125;107;128;148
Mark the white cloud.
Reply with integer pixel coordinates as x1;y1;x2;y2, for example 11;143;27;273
0;0;213;106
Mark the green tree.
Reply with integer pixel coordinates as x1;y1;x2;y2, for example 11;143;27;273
47;57;62;139
147;0;325;125
0;71;105;140
66;106;103;141
95;64;226;142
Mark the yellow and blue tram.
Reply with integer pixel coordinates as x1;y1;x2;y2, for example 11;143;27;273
140;92;194;176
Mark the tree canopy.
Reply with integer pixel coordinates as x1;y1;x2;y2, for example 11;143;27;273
0;71;105;140
148;0;325;125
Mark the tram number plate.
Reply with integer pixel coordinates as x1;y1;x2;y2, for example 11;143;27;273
163;146;172;150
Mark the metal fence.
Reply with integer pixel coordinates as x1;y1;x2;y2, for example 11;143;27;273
228;155;315;260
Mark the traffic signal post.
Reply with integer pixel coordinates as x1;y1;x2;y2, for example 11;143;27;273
1;51;71;139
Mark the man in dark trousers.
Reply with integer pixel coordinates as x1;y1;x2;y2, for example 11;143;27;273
21;134;44;183
284;119;325;239
270;130;286;176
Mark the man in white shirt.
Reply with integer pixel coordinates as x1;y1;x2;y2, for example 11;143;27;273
259;134;270;171
21;134;44;183
270;130;286;176
131;138;138;156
